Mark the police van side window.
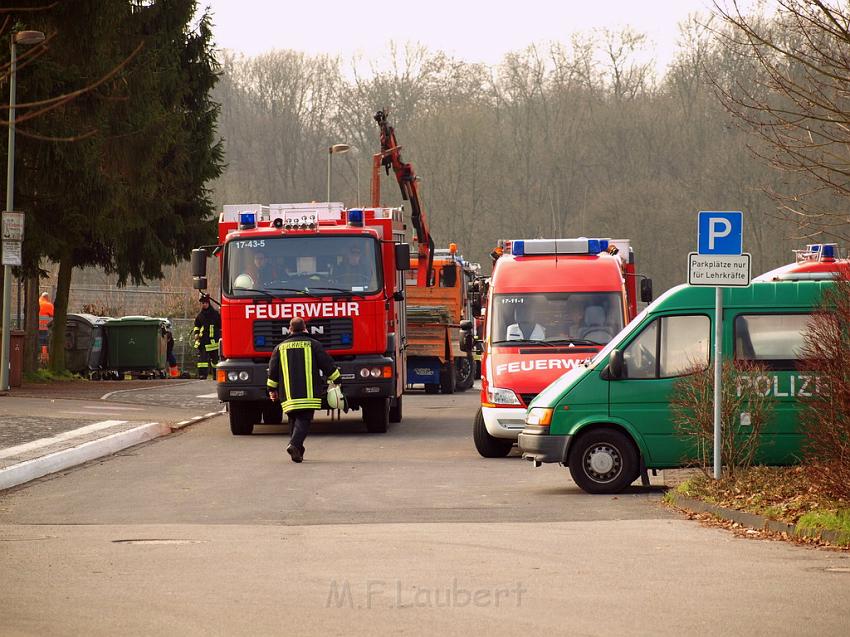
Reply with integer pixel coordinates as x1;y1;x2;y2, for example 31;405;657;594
734;314;811;371
659;315;710;377
622;319;658;379
622;315;710;379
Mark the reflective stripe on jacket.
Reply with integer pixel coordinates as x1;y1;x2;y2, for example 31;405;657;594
193;306;221;346
38;300;54;331
267;334;340;413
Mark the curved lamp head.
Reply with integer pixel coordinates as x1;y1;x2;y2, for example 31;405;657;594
14;31;45;46
329;143;351;155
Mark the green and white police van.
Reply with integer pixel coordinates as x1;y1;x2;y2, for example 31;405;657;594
518;279;833;494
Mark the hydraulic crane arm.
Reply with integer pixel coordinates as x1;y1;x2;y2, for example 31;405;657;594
372;109;435;288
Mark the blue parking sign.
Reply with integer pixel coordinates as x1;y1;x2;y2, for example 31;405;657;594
698;211;743;255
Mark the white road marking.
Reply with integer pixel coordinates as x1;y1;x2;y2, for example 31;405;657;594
80;405;146;411
99;380;202;401
60;411;131;416
196;393;218;399
0;420;128;459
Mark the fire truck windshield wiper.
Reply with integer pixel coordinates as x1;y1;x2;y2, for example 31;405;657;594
304;286;366;298
491;339;555;347
265;287;320;298
543;338;602;346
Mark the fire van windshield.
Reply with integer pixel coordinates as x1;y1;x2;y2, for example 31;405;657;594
491;292;625;346
224;235;382;298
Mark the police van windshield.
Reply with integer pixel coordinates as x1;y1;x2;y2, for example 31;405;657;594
490;292;624;346
224;236;381;298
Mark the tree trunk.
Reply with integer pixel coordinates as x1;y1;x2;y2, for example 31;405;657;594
49;251;73;373
23;273;40;373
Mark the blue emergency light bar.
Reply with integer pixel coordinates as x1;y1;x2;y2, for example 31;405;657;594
239;211;256;230
347;209;364;226
510;238;609;257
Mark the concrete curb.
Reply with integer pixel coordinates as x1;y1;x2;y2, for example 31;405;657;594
670;493;847;546
0;410;224;492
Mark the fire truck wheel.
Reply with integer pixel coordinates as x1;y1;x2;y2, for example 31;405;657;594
389;395;403;423
229;403;259;436
440;362;456;394
454;355;475;391
473;408;512;458
567;428;639;494
363;398;389;433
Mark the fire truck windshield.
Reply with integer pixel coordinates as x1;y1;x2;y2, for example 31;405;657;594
224;236;382;298
491;292;624;346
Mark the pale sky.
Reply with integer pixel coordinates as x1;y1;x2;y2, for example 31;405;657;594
201;0;740;75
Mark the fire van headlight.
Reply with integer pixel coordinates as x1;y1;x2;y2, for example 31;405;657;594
238;371;250;381
359;368;370;378
526;407;553;426
227;370;250;382
486;387;521;406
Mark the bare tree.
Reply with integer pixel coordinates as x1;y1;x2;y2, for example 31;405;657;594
713;0;850;242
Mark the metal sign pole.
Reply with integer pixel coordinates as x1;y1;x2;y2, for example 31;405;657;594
713;286;723;479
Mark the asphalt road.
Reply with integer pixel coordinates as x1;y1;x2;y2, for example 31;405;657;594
1;387;849;635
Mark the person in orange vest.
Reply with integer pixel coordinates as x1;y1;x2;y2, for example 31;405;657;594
38;292;54;363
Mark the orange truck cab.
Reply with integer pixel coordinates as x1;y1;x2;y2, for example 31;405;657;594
405;246;478;393
474;238;650;457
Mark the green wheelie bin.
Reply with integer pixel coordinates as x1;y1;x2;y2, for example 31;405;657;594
104;316;168;377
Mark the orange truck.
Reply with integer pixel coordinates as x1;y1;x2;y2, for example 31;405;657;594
405;246;478;394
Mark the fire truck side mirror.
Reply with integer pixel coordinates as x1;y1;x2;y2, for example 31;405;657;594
459;320;474;352
193;276;208;290
191;248;209;278
394;243;411;271
640;278;653;303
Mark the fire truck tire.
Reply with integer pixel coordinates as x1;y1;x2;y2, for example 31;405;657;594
229;403;259;436
473;408;512;458
363;398;389;433
454;355;475;392
567;428;639;494
440;362;456;394
262;401;283;425
389;395;403;423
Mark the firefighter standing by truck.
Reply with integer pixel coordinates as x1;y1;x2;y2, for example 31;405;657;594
267;317;341;462
193;295;221;379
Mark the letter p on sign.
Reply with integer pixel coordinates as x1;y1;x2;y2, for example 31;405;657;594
698;211;743;255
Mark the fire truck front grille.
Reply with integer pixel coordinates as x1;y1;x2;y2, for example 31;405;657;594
253;318;354;351
520;393;538;406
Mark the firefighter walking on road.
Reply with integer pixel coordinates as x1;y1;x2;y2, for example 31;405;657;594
193;295;220;379
267;317;341;463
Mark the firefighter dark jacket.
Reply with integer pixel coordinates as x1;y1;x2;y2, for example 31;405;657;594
267;333;341;413
193;305;221;346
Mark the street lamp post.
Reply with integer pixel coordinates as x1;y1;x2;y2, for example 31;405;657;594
1;30;45;392
326;143;350;202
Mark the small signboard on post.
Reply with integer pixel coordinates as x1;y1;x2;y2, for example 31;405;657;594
688;211;752;481
1;211;24;266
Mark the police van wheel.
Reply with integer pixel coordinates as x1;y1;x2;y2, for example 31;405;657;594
389;395;403;423
568;429;638;494
364;398;389;433
229;403;258;436
473;408;512;458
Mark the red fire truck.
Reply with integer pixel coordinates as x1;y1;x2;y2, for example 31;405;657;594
191;111;434;435
474;238;651;457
